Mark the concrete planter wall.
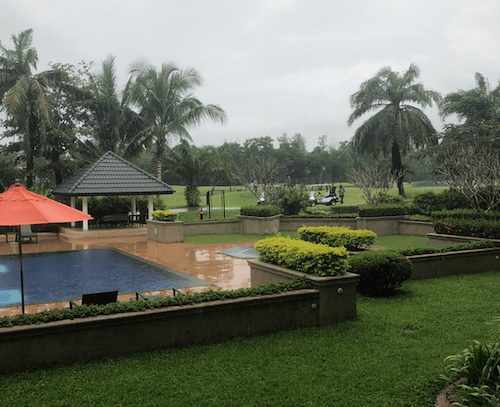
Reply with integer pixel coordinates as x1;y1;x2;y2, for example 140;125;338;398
399;220;434;236
147;220;184;243
237;214;282;234
249;260;359;326
183;219;241;235
356;216;405;235
0;290;320;375
280;218;356;231
428;232;500;247
409;247;500;280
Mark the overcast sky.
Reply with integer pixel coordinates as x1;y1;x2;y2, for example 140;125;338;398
2;0;500;151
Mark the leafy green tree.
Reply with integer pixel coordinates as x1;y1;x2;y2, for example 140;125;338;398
440;72;500;142
348;63;441;197
128;61;227;180
0;29;62;187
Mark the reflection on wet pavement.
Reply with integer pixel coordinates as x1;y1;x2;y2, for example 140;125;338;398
0;233;255;317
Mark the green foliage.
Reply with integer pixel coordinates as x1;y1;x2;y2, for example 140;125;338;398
0;277;311;328
357;203;407;217
330;205;360;214
397;239;494;256
151;210;179;221
409;191;446;215
278;186;308;215
442;315;500;407
298;226;376;250
254;235;349;277
432;217;500;239
431;208;500;221
184;185;201;207
348;250;413;296
240;205;280;217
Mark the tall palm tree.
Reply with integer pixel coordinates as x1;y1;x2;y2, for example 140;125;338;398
440;72;500;141
79;55;146;160
0;29;58;187
347;63;441;197
127;61;227;179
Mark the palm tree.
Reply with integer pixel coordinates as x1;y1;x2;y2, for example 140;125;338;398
0;29;59;187
440;72;500;141
347;63;441;197
127;61;227;179
79;55;146;160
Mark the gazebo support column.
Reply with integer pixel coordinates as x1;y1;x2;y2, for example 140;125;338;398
131;196;137;217
148;195;153;220
82;197;89;231
70;197;76;228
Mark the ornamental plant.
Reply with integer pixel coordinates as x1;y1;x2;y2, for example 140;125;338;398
254;235;349;277
348;250;413;296
357;204;407;217
432;217;500;239
240;205;280;217
397;239;494;256
151;210;179;221
298;226;376;250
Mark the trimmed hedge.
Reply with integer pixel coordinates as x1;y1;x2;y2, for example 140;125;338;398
357;204;407;217
432;217;500;239
151;210;179;221
348;250;413;297
0;277;312;328
298;226;376;250
397;239;494;256
254;236;349;277
240;205;281;217
431;209;500;221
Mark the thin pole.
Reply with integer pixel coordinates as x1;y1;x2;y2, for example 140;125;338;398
18;225;25;314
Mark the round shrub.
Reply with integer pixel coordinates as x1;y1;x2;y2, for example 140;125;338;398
348;250;413;296
240;205;280;217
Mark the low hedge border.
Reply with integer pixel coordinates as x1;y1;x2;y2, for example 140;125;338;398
0;277;312;328
298;226;376;250
240;205;280;217
254;236;349;277
433;217;500;239
151;210;179;221
397;239;494;256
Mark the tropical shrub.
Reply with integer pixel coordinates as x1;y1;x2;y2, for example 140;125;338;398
409;191;445;215
442;316;500;406
240;205;280;217
348;250;413;296
278;186;308;215
254;235;349;277
151;210;179;221
330;205;360;215
298;226;376;250
184;186;201;207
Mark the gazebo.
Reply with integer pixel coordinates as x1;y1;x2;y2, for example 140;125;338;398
52;151;175;231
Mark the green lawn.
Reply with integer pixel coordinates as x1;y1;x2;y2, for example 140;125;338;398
163;183;447;209
2;270;498;406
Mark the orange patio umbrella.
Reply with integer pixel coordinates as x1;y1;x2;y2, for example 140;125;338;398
0;180;93;313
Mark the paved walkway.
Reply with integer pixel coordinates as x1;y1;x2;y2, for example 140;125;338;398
0;230;255;317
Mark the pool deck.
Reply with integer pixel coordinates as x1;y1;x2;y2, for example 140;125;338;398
0;227;255;317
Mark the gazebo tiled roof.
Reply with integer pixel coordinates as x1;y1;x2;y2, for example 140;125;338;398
53;151;175;196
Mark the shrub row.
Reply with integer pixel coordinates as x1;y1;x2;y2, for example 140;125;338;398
348;250;413;297
357;204;408;217
397;239;494;256
431;208;500;221
433;218;500;239
298;226;376;250
0;277;312;328
254;236;349;277
240;205;280;217
151;210;179;221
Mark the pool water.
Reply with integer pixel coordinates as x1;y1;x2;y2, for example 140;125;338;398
0;248;209;307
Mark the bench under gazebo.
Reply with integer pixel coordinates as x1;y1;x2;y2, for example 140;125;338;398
52;151;175;231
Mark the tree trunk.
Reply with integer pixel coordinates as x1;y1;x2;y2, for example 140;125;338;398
156;135;165;180
391;141;406;198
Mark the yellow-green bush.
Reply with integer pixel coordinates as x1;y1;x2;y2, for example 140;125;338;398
152;210;179;221
298;226;376;250
254;236;349;277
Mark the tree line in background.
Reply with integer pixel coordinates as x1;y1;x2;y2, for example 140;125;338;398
1;29;500;208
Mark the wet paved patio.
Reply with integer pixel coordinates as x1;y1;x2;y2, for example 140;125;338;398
0;229;255;317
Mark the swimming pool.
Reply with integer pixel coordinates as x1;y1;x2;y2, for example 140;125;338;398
0;248;210;307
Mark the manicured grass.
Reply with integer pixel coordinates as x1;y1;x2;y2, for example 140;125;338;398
163;183;448;209
2;271;499;406
373;235;429;251
183;230;299;245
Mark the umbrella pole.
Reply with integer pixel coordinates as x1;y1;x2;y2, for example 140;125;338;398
17;226;25;314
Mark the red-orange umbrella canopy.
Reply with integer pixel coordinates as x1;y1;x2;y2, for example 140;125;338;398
0;182;93;226
0;181;92;314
